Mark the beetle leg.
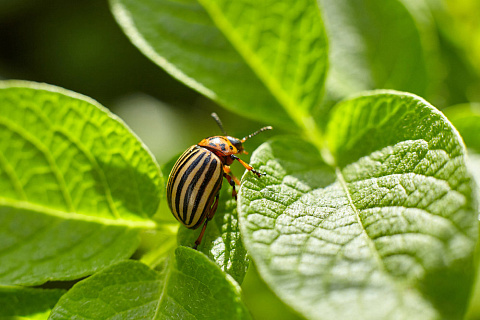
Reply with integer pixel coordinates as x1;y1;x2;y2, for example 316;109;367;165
193;193;219;250
223;165;240;185
223;171;237;200
231;155;265;177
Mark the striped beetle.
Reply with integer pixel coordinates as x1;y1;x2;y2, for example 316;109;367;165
167;113;272;249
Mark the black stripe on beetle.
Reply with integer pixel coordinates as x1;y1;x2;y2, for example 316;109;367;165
187;157;219;225
182;153;214;223
167;146;199;198
173;150;206;218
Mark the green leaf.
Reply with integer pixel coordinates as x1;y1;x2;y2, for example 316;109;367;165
110;0;290;129
110;0;328;129
318;0;428;106
49;248;251;320
160;247;251;320
197;0;328;119
0;286;65;319
48;260;161;320
0;81;162;285
238;91;477;320
178;185;249;284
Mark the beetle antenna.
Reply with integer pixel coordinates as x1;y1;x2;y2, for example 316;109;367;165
211;113;227;135
241;126;273;142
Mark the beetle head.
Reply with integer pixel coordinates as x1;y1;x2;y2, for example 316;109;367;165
227;136;245;154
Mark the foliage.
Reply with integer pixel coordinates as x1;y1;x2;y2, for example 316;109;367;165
0;0;479;319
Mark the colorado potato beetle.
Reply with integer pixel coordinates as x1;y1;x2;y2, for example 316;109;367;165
167;113;272;249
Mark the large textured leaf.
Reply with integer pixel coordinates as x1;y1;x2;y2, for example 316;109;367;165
238;91;477;319
49;247;251;320
317;0;428;107
0;81;162;285
0;286;65;319
110;0;327;129
178;186;249;284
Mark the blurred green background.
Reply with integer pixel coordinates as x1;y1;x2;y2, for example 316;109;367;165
0;0;479;319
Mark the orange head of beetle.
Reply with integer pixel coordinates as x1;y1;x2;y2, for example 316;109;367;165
198;136;244;156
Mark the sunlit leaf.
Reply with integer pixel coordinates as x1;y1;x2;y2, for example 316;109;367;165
49;248;251;320
0;81;162;285
239;91;477;319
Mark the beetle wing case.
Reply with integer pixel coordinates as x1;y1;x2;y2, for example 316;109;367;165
166;145;223;229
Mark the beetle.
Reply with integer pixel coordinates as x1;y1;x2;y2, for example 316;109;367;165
167;113;272;249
